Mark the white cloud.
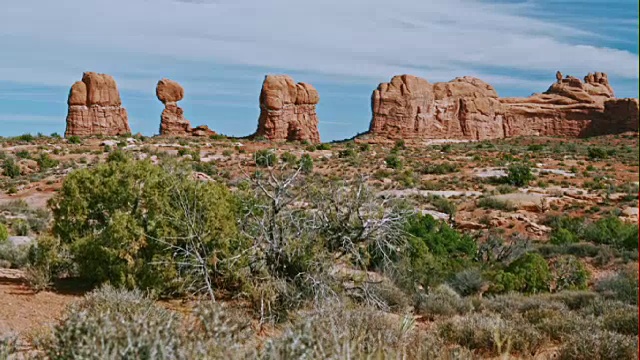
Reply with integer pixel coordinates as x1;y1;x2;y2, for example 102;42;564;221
0;0;636;96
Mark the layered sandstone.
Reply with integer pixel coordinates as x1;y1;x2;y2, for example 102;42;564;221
65;72;130;137
254;75;321;143
368;72;638;140
156;79;216;137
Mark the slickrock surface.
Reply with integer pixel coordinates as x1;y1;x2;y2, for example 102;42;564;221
369;72;638;140
65;72;130;137
255;75;321;143
156;79;215;137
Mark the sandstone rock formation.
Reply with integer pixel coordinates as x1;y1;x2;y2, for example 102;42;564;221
368;72;638;140
65;72;130;137
254;75;321;143
156;79;216;137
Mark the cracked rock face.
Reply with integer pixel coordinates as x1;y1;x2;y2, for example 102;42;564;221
369;72;638;140
65;72;130;137
156;78;215;137
254;75;321;143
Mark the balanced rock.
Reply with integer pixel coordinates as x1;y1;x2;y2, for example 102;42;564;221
65;72;130;137
156;79;215;137
368;71;638;141
254;75;321;143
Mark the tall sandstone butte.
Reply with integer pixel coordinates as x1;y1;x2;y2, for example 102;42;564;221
156;78;216;137
369;72;638;140
255;75;321;143
65;72;131;137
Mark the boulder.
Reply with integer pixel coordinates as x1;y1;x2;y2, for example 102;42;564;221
65;72;131;137
254;75;321;143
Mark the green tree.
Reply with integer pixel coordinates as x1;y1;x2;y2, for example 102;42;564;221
48;157;241;296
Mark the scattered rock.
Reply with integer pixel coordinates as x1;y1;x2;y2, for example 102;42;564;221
254;75;321;143
65;72;131;137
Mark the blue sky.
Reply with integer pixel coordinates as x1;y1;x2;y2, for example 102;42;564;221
0;0;637;142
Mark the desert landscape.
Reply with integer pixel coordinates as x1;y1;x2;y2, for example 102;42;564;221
0;67;637;359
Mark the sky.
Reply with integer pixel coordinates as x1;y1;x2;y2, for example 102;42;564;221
0;0;637;142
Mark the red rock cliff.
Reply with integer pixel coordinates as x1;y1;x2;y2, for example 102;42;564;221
369;72;638;140
255;75;321;143
65;72;130;137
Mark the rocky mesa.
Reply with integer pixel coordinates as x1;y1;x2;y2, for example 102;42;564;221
368;72;639;140
65;72;131;137
156;78;216;137
254;75;321;143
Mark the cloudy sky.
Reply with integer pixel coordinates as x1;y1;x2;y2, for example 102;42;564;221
0;0;637;141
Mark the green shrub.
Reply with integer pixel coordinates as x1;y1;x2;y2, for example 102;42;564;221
447;268;486;297
16;133;35;142
550;228;580;245
48;158;242;295
505;253;551;294
263;303;443;359
16;150;31;159
550;255;590;291
0;223;7;243
398;214;477;287
587;146;607;160
601;303;638;336
12;219;29;236
385;154;403;170
477;197;516;211
438;313;546;356
422;163;458;175
358;143;370;152
254;149;276;167
558;329;637;360
41;285;256;359
416;284;473;318
584;216;638;251
504;162;534;187
26;236;68;291
594;264;638;305
426;195;456;218
67;135;82;144
280;151;297;166
36;153;59;170
2;157;21;178
338;147;356;159
316;143;331;150
299;154;313;174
